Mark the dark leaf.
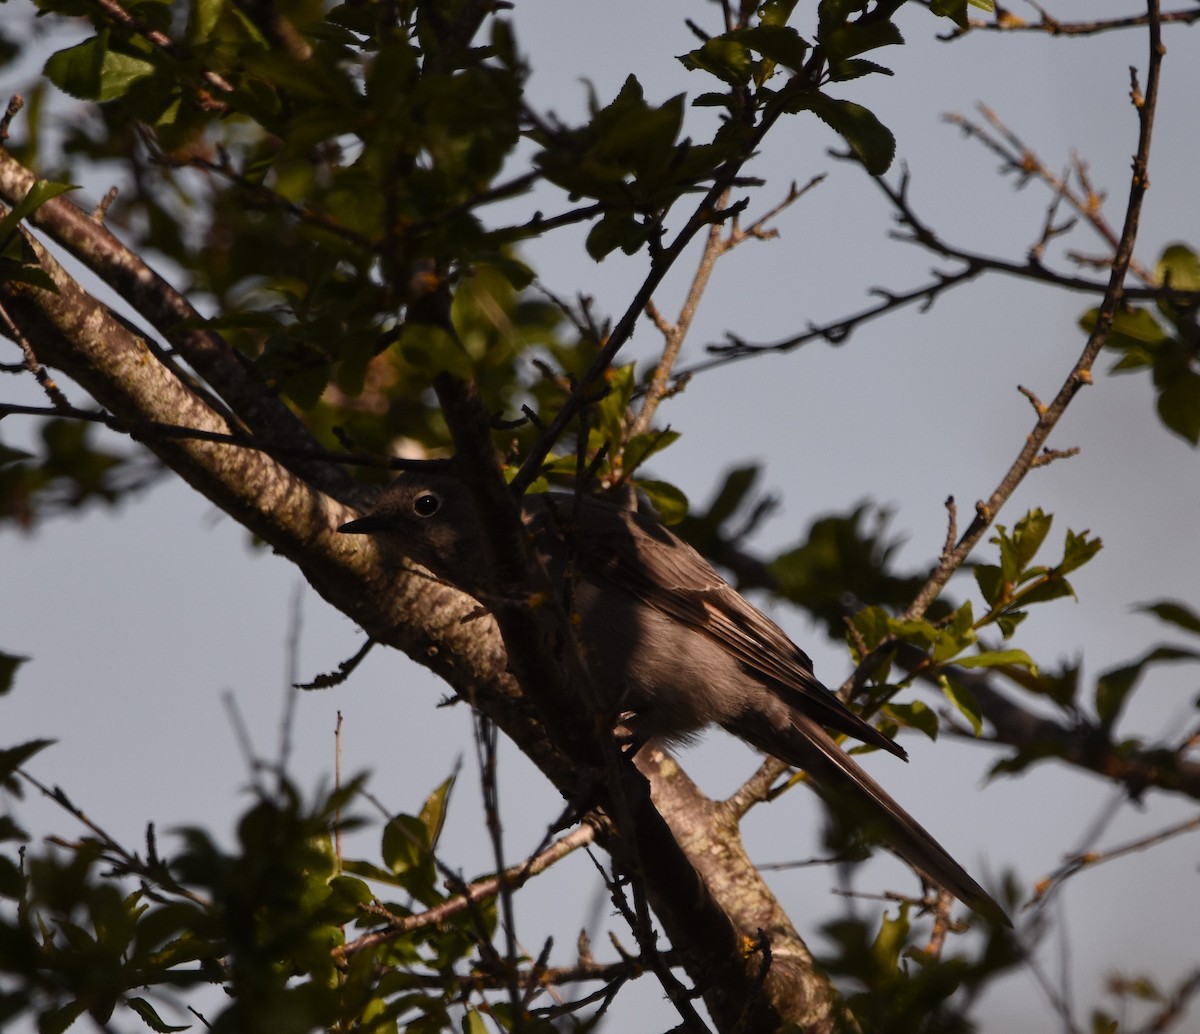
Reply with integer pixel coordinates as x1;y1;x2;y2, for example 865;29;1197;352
1137;600;1200;636
0;652;28;695
792;94;895;175
125;997;190;1033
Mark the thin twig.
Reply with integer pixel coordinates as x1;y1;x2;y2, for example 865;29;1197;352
339;823;596;959
0;302;72;409
902;0;1165;622
935;2;1200;40
630;177;822;441
629;189;732;441
1028;813;1200;909
0;401;419;470
334;712;344;872
945;104;1156;285
510;73;811;492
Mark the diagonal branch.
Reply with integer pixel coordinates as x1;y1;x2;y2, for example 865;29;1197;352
903;0;1166;622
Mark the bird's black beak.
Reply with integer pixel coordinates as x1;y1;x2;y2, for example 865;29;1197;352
338;515;387;535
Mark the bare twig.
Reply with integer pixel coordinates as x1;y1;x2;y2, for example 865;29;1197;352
629;190;732;441
0;401;416;470
944;105;1157;285
0;94;23;143
935;1;1200;40
902;0;1165;622
1131;969;1200;1034
510;71;819;492
334;712;344;872
19;768;210;907
630;178;822;441
339;823;596;959
1028;813;1200;909
0;303;72;409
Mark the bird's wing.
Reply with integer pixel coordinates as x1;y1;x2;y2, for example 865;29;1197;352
536;494;905;759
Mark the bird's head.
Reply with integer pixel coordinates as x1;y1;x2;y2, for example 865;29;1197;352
338;471;488;590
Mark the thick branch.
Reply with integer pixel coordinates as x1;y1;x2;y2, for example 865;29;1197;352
1;187;854;1034
0;152;352;498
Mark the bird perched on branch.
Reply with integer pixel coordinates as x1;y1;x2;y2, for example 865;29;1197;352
339;469;1009;926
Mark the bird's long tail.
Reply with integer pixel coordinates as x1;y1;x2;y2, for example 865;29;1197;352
727;711;1011;927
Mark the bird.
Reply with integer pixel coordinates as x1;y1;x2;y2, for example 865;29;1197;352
339;469;1009;926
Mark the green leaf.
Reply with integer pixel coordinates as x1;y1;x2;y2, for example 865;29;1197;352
1018;663;1080;709
636;479;688;525
820;19;904;62
622;429;681;476
940;675;982;736
0;853;25;897
733;24;810;70
126;997;190;1033
462;1010;492;1034
0;651;28;695
955;648;1037;673
1059;527;1103;576
869;904;910;973
0;179;78;249
396;323;472;380
974;562;1005;608
1156;368;1200;444
0;256;60;292
1087;305;1170;364
381;813;430;878
679;37;753;86
187;0;225;45
1008;508;1053;577
793;94;895;175
39;999;87;1034
995;609;1028;639
761;0;800;26
593;363;636;445
418;775;456;851
1137;600;1200;636
928;0;972;28
585;212;650;261
931;600;975;663
1156;243;1200;291
883;700;939;740
705;464;761;526
44;33;157;103
0;814;29;844
1095;645;1200;728
1095;664;1139;729
849;605;892;653
827;58;894;82
0;739;54;792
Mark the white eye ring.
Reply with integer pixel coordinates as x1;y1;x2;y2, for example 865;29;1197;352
413;491;441;517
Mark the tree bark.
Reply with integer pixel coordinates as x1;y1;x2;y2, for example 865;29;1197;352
1;162;851;1032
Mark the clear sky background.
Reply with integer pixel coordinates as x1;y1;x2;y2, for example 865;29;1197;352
3;2;1199;1031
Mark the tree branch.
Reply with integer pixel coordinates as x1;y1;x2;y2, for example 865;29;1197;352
903;0;1165;621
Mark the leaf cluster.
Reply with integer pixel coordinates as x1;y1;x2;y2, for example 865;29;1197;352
1083;243;1200;445
819;902;1021;1033
0;0;986;520
0;742;520;1034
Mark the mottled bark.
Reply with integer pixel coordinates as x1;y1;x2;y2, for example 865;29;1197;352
1;169;850;1032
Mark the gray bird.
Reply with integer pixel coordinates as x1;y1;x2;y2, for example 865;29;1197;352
339;470;1009;926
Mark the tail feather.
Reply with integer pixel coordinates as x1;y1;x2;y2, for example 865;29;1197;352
727;711;1010;927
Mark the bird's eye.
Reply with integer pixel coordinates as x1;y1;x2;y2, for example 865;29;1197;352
413;492;441;517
